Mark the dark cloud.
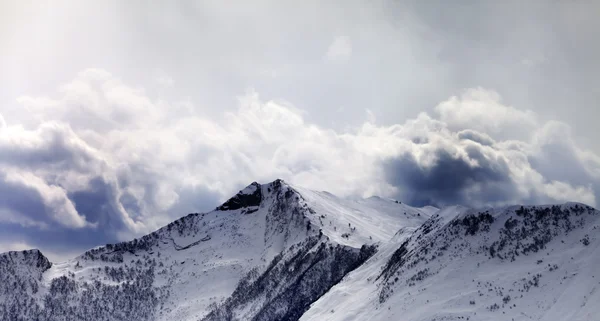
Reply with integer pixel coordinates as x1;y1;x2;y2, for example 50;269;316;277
0;174;221;261
0;223;118;261
530;141;591;188
0;175;49;226
0;175;120;258
0;120;222;258
69;177;123;229
383;147;518;207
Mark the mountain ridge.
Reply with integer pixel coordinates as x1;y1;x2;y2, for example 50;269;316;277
301;202;600;321
1;179;598;321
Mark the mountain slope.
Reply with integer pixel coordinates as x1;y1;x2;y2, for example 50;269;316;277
3;180;598;321
0;249;52;319
301;203;600;321
0;179;430;321
292;186;434;247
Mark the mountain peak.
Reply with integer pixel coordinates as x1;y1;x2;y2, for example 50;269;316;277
4;180;599;321
216;179;292;211
216;181;264;211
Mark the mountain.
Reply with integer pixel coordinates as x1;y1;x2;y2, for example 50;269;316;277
1;179;598;321
0;179;430;321
301;203;600;321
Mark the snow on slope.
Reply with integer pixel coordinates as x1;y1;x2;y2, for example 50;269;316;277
292;185;433;247
298;226;417;320
61;179;315;321
4;180;598;321
195;183;434;321
0;179;431;321
301;203;600;321
0;249;52;311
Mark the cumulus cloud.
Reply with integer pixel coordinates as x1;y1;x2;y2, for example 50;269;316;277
383;148;516;207
435;88;538;140
1;69;599;258
381;91;599;208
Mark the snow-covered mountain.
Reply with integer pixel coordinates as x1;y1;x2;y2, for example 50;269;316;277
301;203;600;321
1;179;598;321
0;179;430;321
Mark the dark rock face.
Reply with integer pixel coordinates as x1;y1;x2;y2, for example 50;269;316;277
217;182;263;211
202;237;377;321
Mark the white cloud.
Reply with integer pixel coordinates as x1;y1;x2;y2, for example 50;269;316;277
326;36;352;62
1;69;599;256
435;88;538;140
542;180;595;206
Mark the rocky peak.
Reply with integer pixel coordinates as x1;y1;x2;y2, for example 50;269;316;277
215;179;297;212
217;181;263;211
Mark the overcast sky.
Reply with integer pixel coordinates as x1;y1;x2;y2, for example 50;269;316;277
1;1;599;261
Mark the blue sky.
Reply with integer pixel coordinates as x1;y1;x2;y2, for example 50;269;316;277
1;1;599;261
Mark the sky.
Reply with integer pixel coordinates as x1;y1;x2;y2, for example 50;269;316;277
1;0;599;261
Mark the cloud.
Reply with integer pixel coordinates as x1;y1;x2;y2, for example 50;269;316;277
457;129;495;146
326;36;352;62
0;121;104;172
1;69;599;258
383;148;517;207
381;91;598;208
435;88;538;140
1;169;91;228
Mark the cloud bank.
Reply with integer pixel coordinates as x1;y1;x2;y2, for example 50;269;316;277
1;70;599;258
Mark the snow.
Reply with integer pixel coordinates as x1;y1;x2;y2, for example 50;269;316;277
301;203;600;321
292;185;432;248
8;180;317;320
239;182;259;195
2;180;599;321
300;227;415;321
35;183;287;319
